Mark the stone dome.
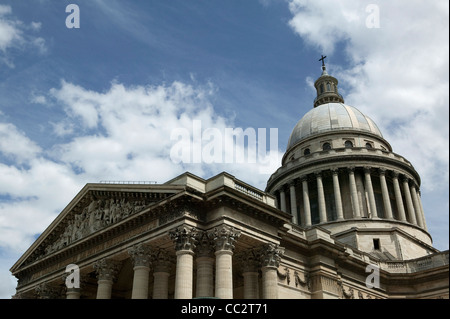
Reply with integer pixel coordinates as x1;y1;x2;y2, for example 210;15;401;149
287;102;383;150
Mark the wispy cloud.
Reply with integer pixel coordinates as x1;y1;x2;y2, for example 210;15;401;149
0;4;47;67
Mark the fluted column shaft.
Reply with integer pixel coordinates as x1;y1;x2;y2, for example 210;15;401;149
152;250;172;299
170;226;197;299
66;288;81;299
392;173;407;221
238;250;260;299
316;173;327;223
196;256;215;298
402;178;417;225
301;177;312;226
128;244;152;299
289;182;298;224
410;185;424;228
417;192;428;230
379;169;393;219
332;169;344;220
260;244;284;299
348;168;361;218
279;188;287;213
209;226;241;299
94;259;121;299
175;250;194;299
364;167;378;218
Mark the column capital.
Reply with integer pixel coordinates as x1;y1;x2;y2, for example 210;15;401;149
363;166;372;174
258;243;284;269
378;167;387;175
93;258;122;282
401;175;410;183
347;166;356;173
331;167;340;175
128;243;152;268
314;171;322;178
288;179;298;187
391;171;400;179
208;225;241;252
151;249;173;272
300;175;309;182
35;283;61;299
169;225;198;252
236;249;260;273
195;231;215;257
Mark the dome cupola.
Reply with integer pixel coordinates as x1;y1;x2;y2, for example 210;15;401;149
314;55;344;107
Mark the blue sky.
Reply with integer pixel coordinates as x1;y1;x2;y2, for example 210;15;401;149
0;0;448;298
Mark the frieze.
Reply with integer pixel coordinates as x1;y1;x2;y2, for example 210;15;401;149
294;270;311;290
43;196;150;256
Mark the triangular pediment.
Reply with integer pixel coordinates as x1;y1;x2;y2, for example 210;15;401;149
11;183;185;274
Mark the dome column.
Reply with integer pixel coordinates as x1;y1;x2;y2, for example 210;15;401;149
279;187;287;213
289;180;298;224
379;168;393;220
392;172;407;222
416;191;428;230
331;169;344;221
315;172;327;223
364;167;378;219
410;184;424;228
301;176;312;227
402;177;417;225
347;167;361;218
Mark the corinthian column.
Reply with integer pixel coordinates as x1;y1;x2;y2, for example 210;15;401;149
379;168;393;219
289;181;298;224
331;169;344;221
152;249;172;299
259;243;284;299
93;258;122;299
279;187;287;213
364;167;378;218
348;167;361;218
169;226;198;299
402;177;417;225
208;225;241;299
237;250;260;299
128;244;152;299
315;172;327;223
301;176;312;227
392;172;407;221
195;231;215;298
410;184;424;228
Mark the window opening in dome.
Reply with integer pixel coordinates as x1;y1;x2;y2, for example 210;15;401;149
345;140;353;148
304;148;311;155
373;238;380;250
365;142;373;149
322;143;332;151
320;84;324;94
327;83;331;91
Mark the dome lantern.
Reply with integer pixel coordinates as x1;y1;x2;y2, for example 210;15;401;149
314;55;344;107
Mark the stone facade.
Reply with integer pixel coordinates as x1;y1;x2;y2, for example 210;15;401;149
10;65;449;299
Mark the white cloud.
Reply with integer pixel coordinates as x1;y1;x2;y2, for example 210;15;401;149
0;122;42;164
0;5;47;67
0;78;282;258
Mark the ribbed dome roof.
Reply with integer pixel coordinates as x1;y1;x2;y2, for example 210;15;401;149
287;103;383;150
